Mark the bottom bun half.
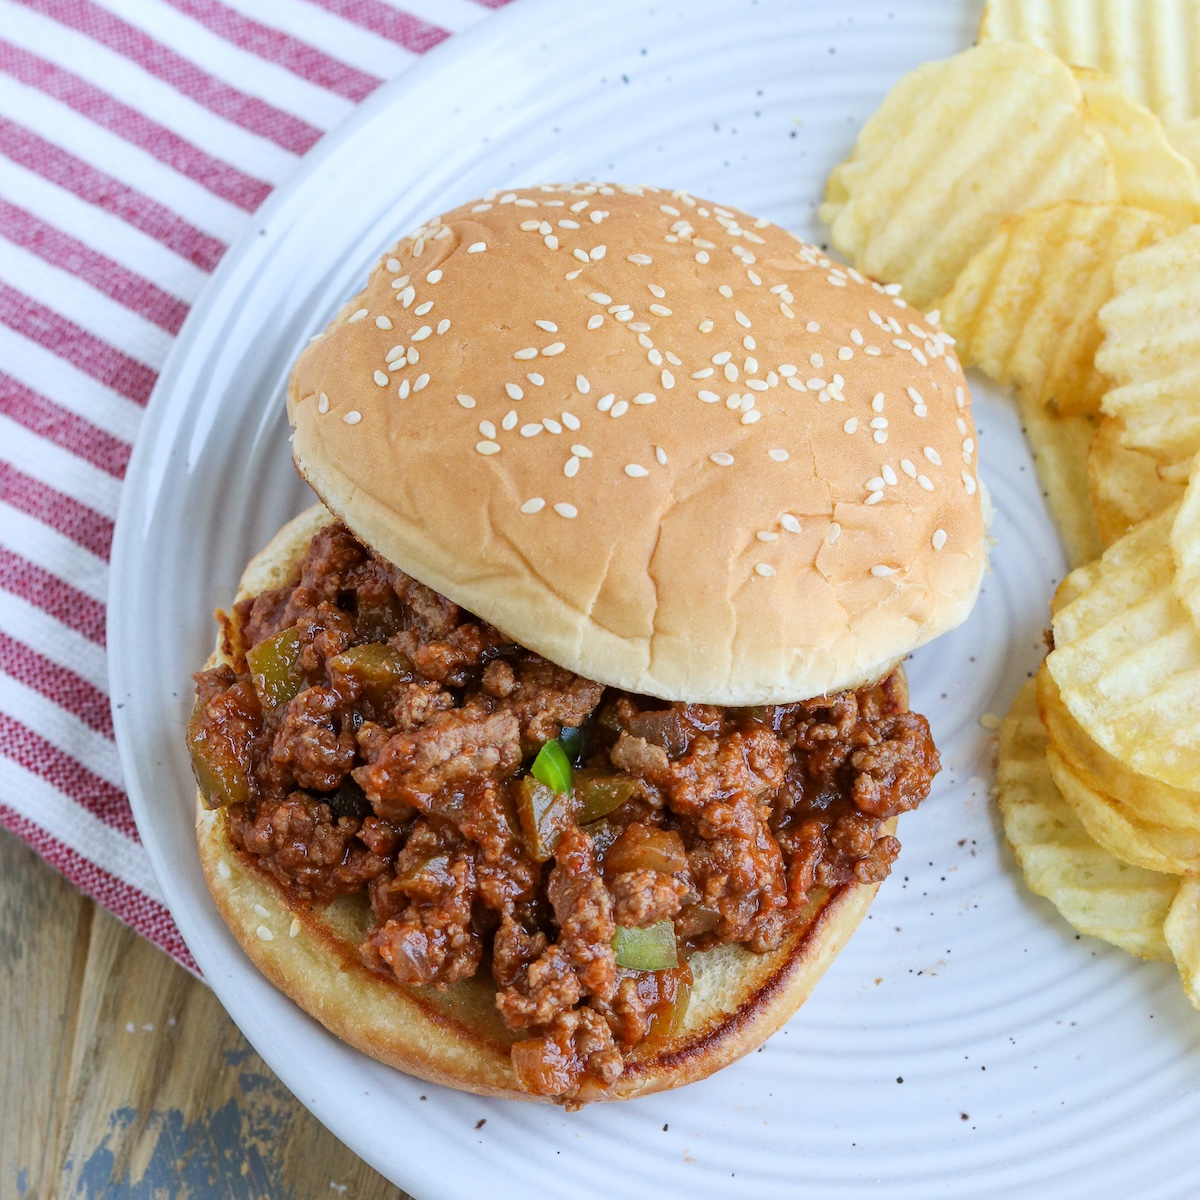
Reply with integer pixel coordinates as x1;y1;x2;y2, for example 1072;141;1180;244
195;505;893;1103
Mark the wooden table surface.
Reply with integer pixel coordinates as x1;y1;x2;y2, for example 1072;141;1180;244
1;828;413;1200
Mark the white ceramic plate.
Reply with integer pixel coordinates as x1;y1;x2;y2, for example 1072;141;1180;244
108;1;1200;1196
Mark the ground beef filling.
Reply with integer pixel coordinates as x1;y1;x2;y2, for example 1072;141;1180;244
190;522;940;1102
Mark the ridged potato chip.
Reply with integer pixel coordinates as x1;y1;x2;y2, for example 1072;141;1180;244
1048;506;1200;791
1037;664;1200;834
938;202;1167;416
1097;225;1200;481
1072;69;1200;230
997;679;1177;958
1167;116;1200;171
1089;416;1185;546
1048;746;1200;875
1165;879;1200;1010
1017;395;1103;567
979;0;1200;125
821;42;1117;308
1170;450;1200;628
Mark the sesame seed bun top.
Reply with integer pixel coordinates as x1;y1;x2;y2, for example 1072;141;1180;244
287;183;984;705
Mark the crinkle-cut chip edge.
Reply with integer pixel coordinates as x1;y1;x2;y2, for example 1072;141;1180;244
997;679;1177;960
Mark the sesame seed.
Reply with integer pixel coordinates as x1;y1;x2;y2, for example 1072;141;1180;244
649;304;672;317
648;284;667;299
870;417;888;430
844;418;858;434
757;531;779;542
871;565;895;577
587;315;604;329
748;270;762;286
536;320;559;333
256;925;274;941
648;348;663;366
828;276;847;287
542;342;566;356
697;390;720;403
514;347;538;360
710;452;734;467
957;417;968;434
828;523;841;544
781;514;801;533
755;563;776;577
426;269;443;284
543;235;561;251
810;353;824;370
468;242;487;253
741;410;761;424
724;363;739;382
564;456;580;478
375;315;394;331
696;251;711;264
471;203;492;213
807;378;826;391
873;431;887;444
398;380;410;399
597;394;615;412
872;393;885;413
558;220;580;230
610;400;630;417
438;319;450;335
746;379;767;392
590;245;607;260
554;503;578;519
317;392;329;413
838;347;853;360
571;444;593;459
628;254;653;265
386;257;402;272
882;465;898;486
786;377;803;391
655;446;668;465
589;292;612;304
410;373;427;392
699;319;714;333
479;420;497;438
625;464;649;478
520;424;541;438
373;370;388;386
955;386;966;408
894;339;912;351
521;497;546;514
634;326;653;338
932;529;947;551
407;347;419;365
386;344;406;362
662;371;675;389
866;490;884;505
963;438;975;455
414;302;433;316
901;459;917;477
543;418;563;434
289;917;301;938
850;329;864;346
963;472;977;495
502;411;518;430
769;449;789;463
399;286;415;307
572;248;589;263
505;383;524;401
917;475;933;491
867;476;886;492
476;441;500;455
527;373;544;386
348;308;368;323
412;326;432;341
912;349;928;366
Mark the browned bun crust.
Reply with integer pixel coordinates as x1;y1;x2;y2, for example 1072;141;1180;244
197;505;895;1102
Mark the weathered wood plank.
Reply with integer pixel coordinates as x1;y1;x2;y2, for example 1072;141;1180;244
0;829;94;1200
1;834;409;1200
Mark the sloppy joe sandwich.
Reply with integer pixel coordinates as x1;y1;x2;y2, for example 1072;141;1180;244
188;183;985;1105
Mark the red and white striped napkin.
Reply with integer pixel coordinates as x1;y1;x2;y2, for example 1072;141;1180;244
0;0;508;971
